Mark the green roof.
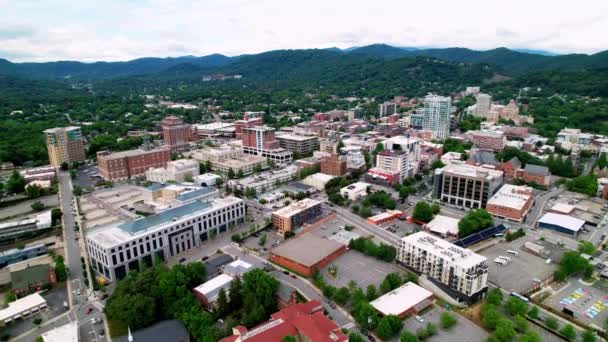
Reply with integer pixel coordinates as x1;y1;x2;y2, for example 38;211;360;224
119;201;210;235
11;264;50;290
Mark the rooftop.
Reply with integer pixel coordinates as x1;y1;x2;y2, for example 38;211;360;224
276;133;319;141
174;187;217;202
193;273;234;302
538;213;585;232
272;198;321;219
487;184;533;210
119;200;210;234
0;292;46;322
194;122;235;130
271;233;344;267
401;231;487;269
425;215;460;236
41;322;78;342
524;164;550;176
370;282;433;316
99;146;169;159
114;320;189;342
438;162;503;180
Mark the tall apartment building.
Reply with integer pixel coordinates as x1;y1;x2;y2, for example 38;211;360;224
43;126;86;167
423;95;452;140
366;136;420;184
433;162;504;209
320;153;347;177
96;147;171;181
161;116;191;152
398;232;488;304
241;126;293;165
379;102;397;117
87;197;245;281
272;198;322;236
474;93;492;119
468;130;506;151
145;159;200;183
276;134;320;156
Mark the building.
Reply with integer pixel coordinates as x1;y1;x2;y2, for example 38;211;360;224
474;93;492;119
97;146;171;181
515;164;551;187
320;153;347;176
346;151;366;171
498;157;521;178
0;211;52;241
191;146;267;176
410;112;424;129
441;152;462;165
0;292;47;325
367;210;403;225
242;126;293;165
276;134;320;156
370;282;434;317
537;213;584;237
269;233;346;276
468;130;506;151
41;322;78;342
193;273;234;308
379;102;397;117
486;184;534;222
43;126;86;167
319;138;339;154
114;320;190;342
193;173;222;187
340;182;369;201
20;166;56;182
161;116;191;152
368;150;417;185
433;162;504;209
398;232;488;304
228;165;298;193
234;115;264;139
10;264;56;295
557;128;593;146
301;173;335;191
142;184;219;211
272;199;322;236
423;95;452;140
424;215;460;240
219;300;347;342
86;197;245;281
145;159;200;183
194;122;236;139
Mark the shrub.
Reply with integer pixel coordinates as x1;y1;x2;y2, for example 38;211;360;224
545;317;559;330
439;312;458;329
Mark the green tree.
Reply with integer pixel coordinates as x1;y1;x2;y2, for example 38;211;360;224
348;333;365;342
365;284;378;301
73;185;82;196
578;240;596;255
505;296;528;317
527;306;539;320
375;315;402;340
513;315;528;333
380;272;402;294
236;169;244;179
494;319;515;341
31;200;46;211
519;331;541;342
480;304;502;330
486;288;503;305
282;336;296;342
426;322;437;336
5;293;16;303
60;162;69;171
582;329;596;342
26;184;43;198
6;170;26;194
333;287;351;305
598;152;608;170
439;311;458;329
400;330;417;342
458;209;494;238
228;277;243;312
215;288;229;318
228;168;235;179
241;269;279;327
545;317;559;330
412;202;433;222
560;324;577;341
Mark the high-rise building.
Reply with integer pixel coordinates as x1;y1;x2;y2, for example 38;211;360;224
379;102;397;117
43;126;86;167
366;136;420;184
423;95;452;140
160;116;191;152
474;93;492;119
320;153;347;176
275;134;320;156
272;198;322;236
234;114;264;139
432;162;504;209
398;232;488;304
241;126;293;165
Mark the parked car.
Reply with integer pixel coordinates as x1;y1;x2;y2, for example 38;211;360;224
415;315;424;323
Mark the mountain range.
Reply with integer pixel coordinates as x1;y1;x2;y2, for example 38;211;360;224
1;44;607;81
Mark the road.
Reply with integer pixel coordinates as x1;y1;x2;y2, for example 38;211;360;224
330;203;402;246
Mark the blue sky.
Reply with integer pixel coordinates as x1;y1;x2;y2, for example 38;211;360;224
1;0;607;62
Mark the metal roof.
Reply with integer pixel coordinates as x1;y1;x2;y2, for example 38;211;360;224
118;201;210;234
175;187;216;202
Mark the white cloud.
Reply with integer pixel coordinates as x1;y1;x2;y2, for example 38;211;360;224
0;0;607;62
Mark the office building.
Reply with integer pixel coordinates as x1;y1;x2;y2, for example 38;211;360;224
96;147;171;181
410;112;424;129
86;197;245;281
40;322;78;342
20;166;56;182
161;116;192;152
474;93;492;119
193;122;236;139
43;126;86;167
340;182;370;201
228;165;298;193
486;184;534;222
234;115;264;139
423;95;452;140
191;146;267;176
424;215;460;240
398;231;488;303
276;134;320;156
241;126;293;165
320;153;347;177
379;102;397;117
272;199;322;236
319;138;340;154
433;162;503;209
468;130;506;151
145;159;200;183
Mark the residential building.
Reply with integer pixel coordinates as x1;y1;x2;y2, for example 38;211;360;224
145;159;200;183
370;282;433;317
190;146;267;176
423;95;452;140
468;130;506;151
346;151;366;171
86;197;245;281
397;231;488;303
228;165;298;193
515;164;551;187
272;199;322;236
193;122;236;139
96;147;171;181
161;116;192;152
379;102;397;117
193;273;234;308
0;211;52;241
340;182;370;201
433;162;504;209
242;126;293;165
486;184;534;222
43;126;86;167
410;112;424;129
20;166;56;182
219;300;347;342
276;134;320;156
320;153;347;176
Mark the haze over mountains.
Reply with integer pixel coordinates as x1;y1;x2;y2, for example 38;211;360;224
0;44;607;81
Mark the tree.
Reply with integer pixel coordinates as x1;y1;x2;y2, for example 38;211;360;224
527;306;539;320
439;312;458;329
494;319;515;341
26;184;43;198
598;152;608;170
566;174;599;196
241;269;279;327
458;209;494;238
375;315;402;340
578;240;596;255
5;293;16;303
486;288;503;305
431;160;446;169
426;322;437;336
400;330;417;342
366;284;378;301
560;324;577;341
582;329;596;342
215;288;229;318
374;142;384;154
380;273;402;294
6;170;26;194
73;186;82;196
355;302;378;331
505;296;528;317
348;333;365;342
480;304;502;330
31;200;46;211
513;315;528;333
184;172;194;182
519;331;541;342
236;169;244;179
412;202;433;222
228;168;235;179
333;287;350;305
228;277;243;312
60;162;69;171
555;251;593;280
545;317;559;330
282;336;296;342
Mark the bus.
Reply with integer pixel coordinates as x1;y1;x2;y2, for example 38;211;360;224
510;292;529;303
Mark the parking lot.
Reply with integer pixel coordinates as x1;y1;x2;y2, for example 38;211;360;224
74;164;101;189
480;236;558;293
400;306;488;342
544;280;608;327
79;185;142;229
241;227;282;255
322;250;407;289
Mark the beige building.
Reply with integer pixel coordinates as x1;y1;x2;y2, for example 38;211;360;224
272;199;322;236
43;126;86;167
145;159;200;183
190;146;267;176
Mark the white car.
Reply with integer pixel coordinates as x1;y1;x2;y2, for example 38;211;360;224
415;315;424;323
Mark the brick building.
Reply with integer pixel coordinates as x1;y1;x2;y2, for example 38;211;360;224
97;147;171;181
498;157;521;178
515;164;551;187
272;199;322;236
269;233;346;277
241;126;293;165
468;130;506;151
320;153;347;176
161;116;191;152
486;184;534;222
234;115;263;139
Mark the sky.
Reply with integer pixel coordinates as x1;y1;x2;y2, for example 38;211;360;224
1;0;607;62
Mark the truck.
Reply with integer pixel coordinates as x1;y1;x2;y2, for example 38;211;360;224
494;258;508;266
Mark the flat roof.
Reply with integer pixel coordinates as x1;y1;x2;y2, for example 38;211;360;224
193;274;233;301
41;321;78;342
194;122;234;130
439;162;503;180
538;213;585;232
223;259;253;277
175;187;217;202
401;232;487;269
273;198;321;219
271;233;344;267
425;215;459;236
119;201;210;234
370;282;433;316
276;134;319;141
100;146;169;159
340;182;369;193
550;203;575;214
487;184;533;210
0;292;46;322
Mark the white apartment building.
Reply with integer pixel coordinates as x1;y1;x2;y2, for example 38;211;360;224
86;197;245;281
346;151;366;170
423;95;452;140
227;165;298;193
398;231;488;304
145;159;200;183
